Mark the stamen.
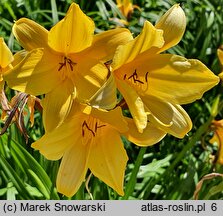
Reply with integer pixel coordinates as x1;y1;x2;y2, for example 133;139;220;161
123;69;149;93
145;72;149;82
82;120;106;137
126;69;144;84
82;121;95;137
58;57;67;71
95;122;97;133
58;57;76;71
67;59;76;71
95;122;106;133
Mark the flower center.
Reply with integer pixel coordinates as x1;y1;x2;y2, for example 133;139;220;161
123;68;149;93
81;117;106;145
57;56;77;80
82;120;106;137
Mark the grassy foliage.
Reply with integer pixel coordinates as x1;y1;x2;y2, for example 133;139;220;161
1;0;223;200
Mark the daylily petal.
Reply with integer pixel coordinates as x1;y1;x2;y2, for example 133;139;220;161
73;58;109;102
123;117;166;146
4;48;61;96
12;50;26;66
217;49;223;79
116;0;132;18
0;81;5;109
89;125;128;196
81;28;133;62
32;102;83;160
218;72;223;80
209;133;219;145
48;3;94;54
89;106;128;133
217;49;223;65
89;74;117;110
0;38;14;68
115;78;147;133
56;141;90;197
31;118;81;160
42;79;75;132
148;55;219;104
217;144;223;164
122;0;133;17
210;120;223;164
27;95;36;127
142;95;174;127
167;104;192;138
155;4;186;53
144;97;192;138
112;21;164;70
13;18;49;51
116;54;219;104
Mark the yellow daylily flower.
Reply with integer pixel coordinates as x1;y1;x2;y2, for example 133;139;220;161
116;0;140;20
217;48;223;79
0;37;14;73
0;38;37;140
210;120;223;164
4;3;133;132
0;37;15;123
0;37;14;89
112;4;219;137
32;99;167;196
32;102;129;197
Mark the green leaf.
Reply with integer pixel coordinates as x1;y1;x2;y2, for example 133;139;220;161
27;169;50;199
0;187;7;196
0;155;33;199
122;147;147;199
51;0;59;25
10;140;60;199
204;181;223;199
25;183;44;198
137;154;172;178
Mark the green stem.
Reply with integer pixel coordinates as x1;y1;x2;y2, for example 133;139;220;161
122;147;147;200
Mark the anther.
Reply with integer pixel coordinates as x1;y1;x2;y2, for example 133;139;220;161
58;57;76;71
145;72;149;82
95;122;106;133
82;121;95;137
127;69;144;84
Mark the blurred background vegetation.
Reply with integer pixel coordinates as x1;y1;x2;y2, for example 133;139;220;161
1;0;223;200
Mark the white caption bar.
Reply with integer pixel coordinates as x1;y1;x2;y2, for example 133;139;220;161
0;200;222;216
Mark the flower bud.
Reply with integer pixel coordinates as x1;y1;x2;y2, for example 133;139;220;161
155;4;186;52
